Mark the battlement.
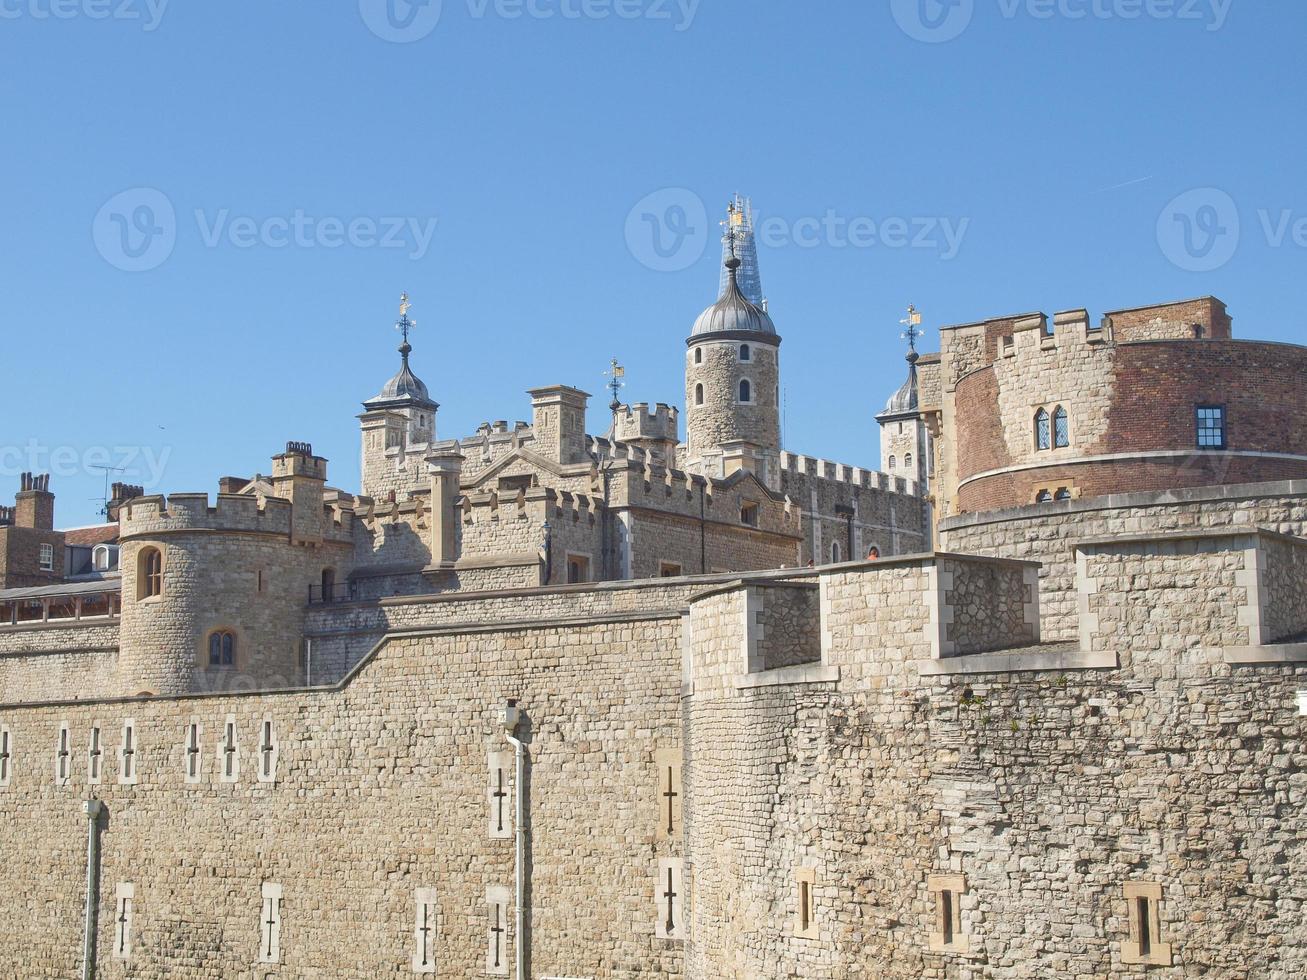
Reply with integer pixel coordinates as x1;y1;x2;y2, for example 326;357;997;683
778;451;916;496
614;402;679;444
946;297;1234;379
119;491;356;541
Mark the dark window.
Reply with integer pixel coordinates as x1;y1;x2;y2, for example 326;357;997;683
1054;488;1072;501
740;503;759;527
566;555;589;584
1053;406;1070;448
694;348;702;364
1035;409;1051;451
209;631;236;668
1036;490;1054;504
1196;405;1226;449
739;344;751;361
739;379;751;403
695;384;704;406
139;548;163;599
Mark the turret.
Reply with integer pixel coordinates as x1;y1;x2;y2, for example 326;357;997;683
684;217;782;487
271;442;328;546
360;293;440;499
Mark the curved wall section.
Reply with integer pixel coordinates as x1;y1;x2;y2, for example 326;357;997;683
952;336;1307;514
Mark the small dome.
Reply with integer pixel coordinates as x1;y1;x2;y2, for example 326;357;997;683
365;342;438;411
691;257;778;338
883;374;917;414
879;356;920;418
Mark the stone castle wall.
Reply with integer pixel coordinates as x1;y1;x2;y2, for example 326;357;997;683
1;534;1306;976
939;480;1307;642
0;621;119;703
684;541;1307;979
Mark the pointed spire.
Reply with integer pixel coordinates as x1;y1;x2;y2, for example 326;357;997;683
718;194;765;306
396;291;415;362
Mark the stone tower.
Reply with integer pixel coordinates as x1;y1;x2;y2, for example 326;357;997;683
684;219;782;487
359;294;440;500
877;350;930;492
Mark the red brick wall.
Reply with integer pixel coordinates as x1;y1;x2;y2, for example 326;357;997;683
955;338;1307;513
1109;297;1232;341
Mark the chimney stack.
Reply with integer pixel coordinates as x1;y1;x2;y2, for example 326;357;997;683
15;472;54;530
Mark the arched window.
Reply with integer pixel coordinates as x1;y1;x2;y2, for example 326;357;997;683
93;545;111;572
208;630;236;668
1053;406;1070;448
694;348;702;364
888;455;897;470
1035;409;1051;451
739;379;751;403
1035;490;1054;504
739;344;751;362
905;453;914;470
1054;488;1072;501
695;383;704;406
830;541;841;564
138;547;163;600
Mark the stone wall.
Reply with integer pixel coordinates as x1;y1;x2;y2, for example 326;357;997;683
0;606;688;978
0;621;119;703
939;481;1307;642
2;547;1306;976
685;546;1307;979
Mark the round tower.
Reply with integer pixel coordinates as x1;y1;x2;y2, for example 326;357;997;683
684;248;782;483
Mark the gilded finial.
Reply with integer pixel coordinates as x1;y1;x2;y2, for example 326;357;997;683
900;305;923;361
396;292;416;348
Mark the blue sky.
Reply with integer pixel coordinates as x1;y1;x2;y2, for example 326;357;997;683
2;0;1303;527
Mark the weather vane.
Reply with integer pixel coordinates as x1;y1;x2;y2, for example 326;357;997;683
900;304;923;354
396;291;415;345
604;357;626;411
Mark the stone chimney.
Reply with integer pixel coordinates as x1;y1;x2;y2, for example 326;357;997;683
528;386;590;465
14;472;54;530
107;482;145;522
271;442;327;546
